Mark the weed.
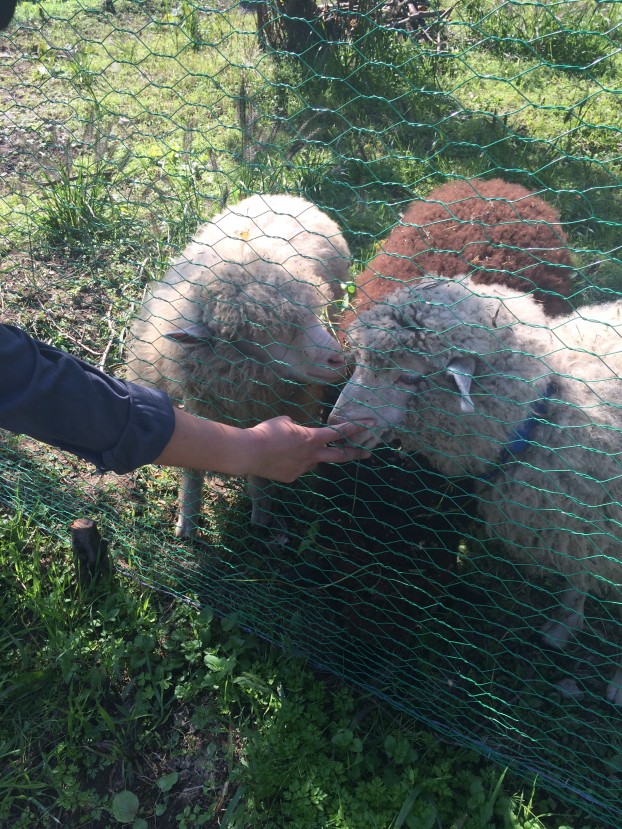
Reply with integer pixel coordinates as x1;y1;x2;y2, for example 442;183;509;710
0;514;600;828
163;0;206;51
37;139;131;257
454;0;622;74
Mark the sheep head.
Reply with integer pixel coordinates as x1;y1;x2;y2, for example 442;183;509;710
328;277;553;474
166;269;346;384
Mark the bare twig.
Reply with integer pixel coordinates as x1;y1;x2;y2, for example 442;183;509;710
98;303;116;370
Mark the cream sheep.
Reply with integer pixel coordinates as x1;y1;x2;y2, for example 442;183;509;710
329;275;622;703
126;193;350;538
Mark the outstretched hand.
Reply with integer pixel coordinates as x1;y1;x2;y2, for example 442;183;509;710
154;408;372;481
246;415;372;482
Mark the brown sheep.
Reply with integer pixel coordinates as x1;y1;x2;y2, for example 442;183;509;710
348;178;575;322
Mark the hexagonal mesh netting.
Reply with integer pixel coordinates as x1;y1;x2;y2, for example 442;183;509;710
2;1;622;823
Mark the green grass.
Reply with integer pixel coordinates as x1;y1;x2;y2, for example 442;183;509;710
5;0;621;286
0;512;602;828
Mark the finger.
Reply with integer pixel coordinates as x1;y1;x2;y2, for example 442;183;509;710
319;445;372;464
319;420;374;445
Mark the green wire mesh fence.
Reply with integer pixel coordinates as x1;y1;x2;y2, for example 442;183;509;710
2;0;622;823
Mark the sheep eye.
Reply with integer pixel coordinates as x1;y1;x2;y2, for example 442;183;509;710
399;372;420;387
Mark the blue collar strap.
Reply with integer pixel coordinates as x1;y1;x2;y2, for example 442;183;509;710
480;382;555;482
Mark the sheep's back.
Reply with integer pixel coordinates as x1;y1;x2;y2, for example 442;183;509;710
544;306;622;402
349;178;573;325
206;194;351;297
470;298;622;587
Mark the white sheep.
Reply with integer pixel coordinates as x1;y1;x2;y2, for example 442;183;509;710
329;274;622;703
126;193;350;538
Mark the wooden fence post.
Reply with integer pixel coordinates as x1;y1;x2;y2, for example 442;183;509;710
70;518;112;587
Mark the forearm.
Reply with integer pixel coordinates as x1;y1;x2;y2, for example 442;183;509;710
153;407;258;477
0;324;369;481
153;408;372;483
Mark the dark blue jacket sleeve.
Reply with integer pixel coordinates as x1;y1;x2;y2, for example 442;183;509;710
0;324;176;474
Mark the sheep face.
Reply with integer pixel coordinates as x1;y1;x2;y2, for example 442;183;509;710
329;349;478;451
330;277;551;475
168;277;346;385
272;320;345;383
220;315;345;384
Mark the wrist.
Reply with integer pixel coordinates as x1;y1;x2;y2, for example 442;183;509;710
239;423;267;477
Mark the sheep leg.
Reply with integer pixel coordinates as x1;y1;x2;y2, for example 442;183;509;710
539;582;622;706
175;469;205;539
247;474;276;527
541;584;587;650
247;475;289;545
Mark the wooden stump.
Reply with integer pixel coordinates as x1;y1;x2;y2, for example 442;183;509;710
70;518;112;587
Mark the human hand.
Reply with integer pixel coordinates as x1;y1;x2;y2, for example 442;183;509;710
154;409;373;481
245;415;373;482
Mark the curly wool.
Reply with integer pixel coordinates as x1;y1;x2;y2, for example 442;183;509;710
331;274;622;699
340;273;622;589
125;194;351;537
126;194;350;427
348;178;575;323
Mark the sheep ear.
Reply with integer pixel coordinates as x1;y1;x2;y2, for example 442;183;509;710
164;324;212;344
446;355;476;413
